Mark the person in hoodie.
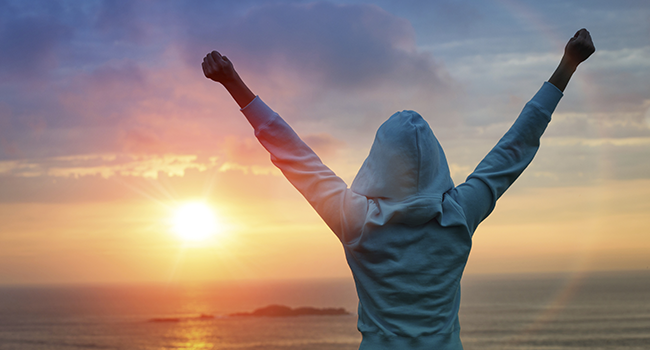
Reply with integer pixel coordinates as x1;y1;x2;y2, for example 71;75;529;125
202;29;595;349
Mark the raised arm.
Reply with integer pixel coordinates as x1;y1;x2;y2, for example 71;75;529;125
548;28;596;92
452;29;595;232
202;51;367;243
202;51;255;109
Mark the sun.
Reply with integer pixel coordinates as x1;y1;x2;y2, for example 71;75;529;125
172;202;219;242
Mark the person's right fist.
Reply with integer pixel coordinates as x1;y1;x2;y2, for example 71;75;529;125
202;51;238;84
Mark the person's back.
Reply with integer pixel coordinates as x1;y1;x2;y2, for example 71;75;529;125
202;28;595;349
342;110;468;348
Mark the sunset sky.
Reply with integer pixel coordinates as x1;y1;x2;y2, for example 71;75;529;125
1;0;649;285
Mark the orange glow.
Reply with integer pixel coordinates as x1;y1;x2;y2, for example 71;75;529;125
1;174;649;285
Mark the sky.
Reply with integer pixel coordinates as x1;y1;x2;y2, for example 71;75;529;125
0;0;649;285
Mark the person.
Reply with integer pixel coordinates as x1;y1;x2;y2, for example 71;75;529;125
202;29;595;350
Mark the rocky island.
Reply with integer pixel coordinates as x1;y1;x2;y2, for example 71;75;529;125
229;304;350;317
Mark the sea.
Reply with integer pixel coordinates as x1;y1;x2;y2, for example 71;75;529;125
0;270;648;350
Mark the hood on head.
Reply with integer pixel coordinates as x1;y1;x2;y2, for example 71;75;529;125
351;110;454;203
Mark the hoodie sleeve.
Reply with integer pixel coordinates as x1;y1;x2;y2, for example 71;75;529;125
452;82;563;233
240;96;367;243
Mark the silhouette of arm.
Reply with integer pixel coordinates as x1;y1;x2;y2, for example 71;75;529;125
452;29;595;232
203;52;367;242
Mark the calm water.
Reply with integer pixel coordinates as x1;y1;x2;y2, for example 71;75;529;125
0;271;648;349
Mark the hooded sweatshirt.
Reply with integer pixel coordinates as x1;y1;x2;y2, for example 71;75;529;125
240;82;564;349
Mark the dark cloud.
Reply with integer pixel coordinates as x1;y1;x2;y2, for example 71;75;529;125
182;2;451;91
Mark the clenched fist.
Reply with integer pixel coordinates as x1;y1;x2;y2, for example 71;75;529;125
202;51;239;85
202;51;255;108
564;28;595;67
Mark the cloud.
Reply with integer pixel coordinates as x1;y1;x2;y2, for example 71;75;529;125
0;1;460;162
175;1;466;142
182;2;453;92
548;112;650;140
1;0;649;192
0;154;212;179
0;153;294;203
579;47;650;114
0;127;346;185
0;55;245;159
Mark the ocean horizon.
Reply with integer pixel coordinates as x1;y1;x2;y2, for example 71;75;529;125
0;270;648;349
